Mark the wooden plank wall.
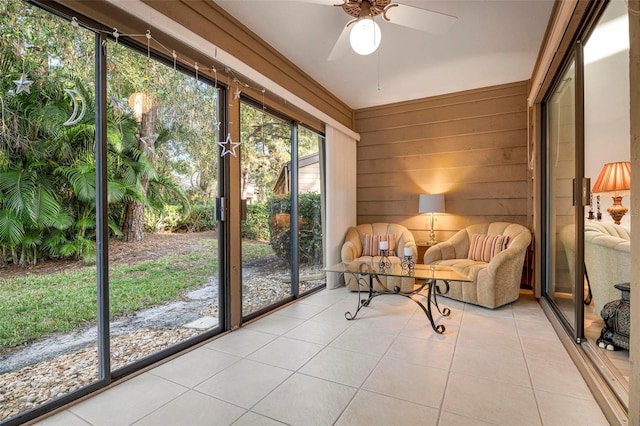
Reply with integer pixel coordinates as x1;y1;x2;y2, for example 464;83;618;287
354;81;532;243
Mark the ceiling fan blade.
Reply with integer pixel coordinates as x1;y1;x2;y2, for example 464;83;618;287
384;3;457;34
275;0;337;4
327;23;351;61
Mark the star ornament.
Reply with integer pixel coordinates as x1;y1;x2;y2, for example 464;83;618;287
13;73;34;94
218;133;241;157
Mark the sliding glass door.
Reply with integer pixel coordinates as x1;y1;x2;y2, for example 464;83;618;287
545;59;583;336
543;0;631;407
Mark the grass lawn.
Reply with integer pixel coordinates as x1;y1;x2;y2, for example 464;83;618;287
0;238;274;349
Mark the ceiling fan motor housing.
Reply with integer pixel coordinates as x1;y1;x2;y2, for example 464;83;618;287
342;0;392;18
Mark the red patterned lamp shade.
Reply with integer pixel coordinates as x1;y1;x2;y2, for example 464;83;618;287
592;162;631;224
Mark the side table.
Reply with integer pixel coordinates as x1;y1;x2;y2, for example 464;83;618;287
416;242;435;264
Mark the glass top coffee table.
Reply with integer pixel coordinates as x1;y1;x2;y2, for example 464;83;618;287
324;261;473;334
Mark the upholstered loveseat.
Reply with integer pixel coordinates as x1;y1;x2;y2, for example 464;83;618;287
584;222;630;315
424;222;531;309
341;223;418;293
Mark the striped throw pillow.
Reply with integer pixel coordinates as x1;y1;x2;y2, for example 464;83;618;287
468;234;510;262
361;233;397;256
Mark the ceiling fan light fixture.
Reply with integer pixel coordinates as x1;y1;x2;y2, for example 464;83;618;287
349;17;381;55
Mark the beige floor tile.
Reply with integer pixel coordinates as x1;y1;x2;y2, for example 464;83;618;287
400;308;462;342
515;318;559;341
148;346;240;388
350;311;412;335
512;306;549;322
526;356;594;400
456;327;523;356
329;326;397;357
310;300;364;325
35;410;91;426
244;314;306;335
299;288;351;308
284;317;351;345
521;336;573;363
535;390;610;425
463;303;514;318
442;373;540;425
275;302;326;320
460;311;518;336
432;294;467;311
133;390;245;425
68;373;187;426
204;328;278;357
451;345;530;387
335;389;439;426
195;359;291;408
363;358;448;408
247;336;323;370
299;346;380;387
232;411;287;425
384;335;455;371
438;411;499;426
252;373;356;426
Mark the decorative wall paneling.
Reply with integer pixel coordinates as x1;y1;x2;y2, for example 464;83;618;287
354;81;531;243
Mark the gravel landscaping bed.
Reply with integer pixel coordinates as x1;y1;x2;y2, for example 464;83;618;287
0;261;325;422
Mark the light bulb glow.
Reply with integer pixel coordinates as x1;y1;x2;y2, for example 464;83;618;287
349;17;381;56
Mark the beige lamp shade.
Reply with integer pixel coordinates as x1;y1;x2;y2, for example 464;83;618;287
418;194;445;245
418;194;445;213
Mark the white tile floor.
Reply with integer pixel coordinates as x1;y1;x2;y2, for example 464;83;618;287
36;287;610;426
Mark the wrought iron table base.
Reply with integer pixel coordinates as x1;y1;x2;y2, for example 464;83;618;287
344;273;451;334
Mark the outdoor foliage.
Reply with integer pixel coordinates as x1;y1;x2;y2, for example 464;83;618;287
268;192;322;266
0;1;218;265
242;203;270;241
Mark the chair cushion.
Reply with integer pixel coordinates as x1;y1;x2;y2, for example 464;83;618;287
468;234;510;262
362;233;397;256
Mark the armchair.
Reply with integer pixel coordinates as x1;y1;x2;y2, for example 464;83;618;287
341;223;417;293
584;222;630;315
424;222;532;309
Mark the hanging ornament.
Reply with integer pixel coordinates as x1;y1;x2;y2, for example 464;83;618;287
233;78;242;100
218;133;241;157
260;88;267;156
13;73;34;95
212;66;221;132
63;88;87;126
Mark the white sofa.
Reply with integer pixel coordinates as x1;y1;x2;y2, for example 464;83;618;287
584;222;630;315
341;223;417;293
424;222;531;309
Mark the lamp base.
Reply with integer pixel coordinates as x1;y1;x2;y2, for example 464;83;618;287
607;195;628;225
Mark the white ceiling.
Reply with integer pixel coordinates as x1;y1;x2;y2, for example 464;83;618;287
215;0;555;110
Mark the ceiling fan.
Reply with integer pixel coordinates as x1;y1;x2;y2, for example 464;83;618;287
295;0;458;60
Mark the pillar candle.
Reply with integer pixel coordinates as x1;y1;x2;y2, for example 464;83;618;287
404;247;413;257
379;240;388;250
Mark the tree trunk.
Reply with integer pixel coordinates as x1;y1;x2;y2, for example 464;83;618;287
122;106;156;242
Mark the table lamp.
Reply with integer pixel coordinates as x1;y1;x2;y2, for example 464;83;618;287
591;161;631;225
418;194;445;245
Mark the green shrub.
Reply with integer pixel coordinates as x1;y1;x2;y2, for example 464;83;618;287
242;203;270;241
145;203;217;233
268;192;322;266
184;203;217;232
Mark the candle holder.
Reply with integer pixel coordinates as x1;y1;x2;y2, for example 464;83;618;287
378;249;391;272
401;255;415;274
